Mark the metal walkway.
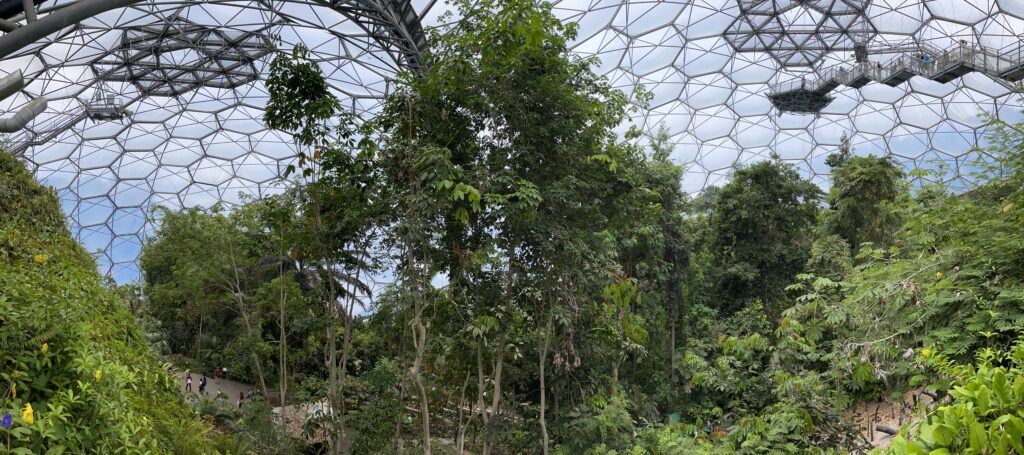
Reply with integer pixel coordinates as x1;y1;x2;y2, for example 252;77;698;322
7;105;88;155
769;42;1024;113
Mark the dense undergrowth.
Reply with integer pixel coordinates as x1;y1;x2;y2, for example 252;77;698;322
0;151;216;453
4;0;1024;453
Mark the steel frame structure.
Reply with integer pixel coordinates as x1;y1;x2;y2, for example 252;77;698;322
0;0;1021;281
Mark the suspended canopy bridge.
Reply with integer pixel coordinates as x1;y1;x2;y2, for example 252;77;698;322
769;42;1024;114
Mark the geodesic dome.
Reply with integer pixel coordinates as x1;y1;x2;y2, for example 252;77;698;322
0;0;1022;281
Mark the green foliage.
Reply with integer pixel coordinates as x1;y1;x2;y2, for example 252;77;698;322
236;398;304;454
264;44;341;163
0;151;215;453
709;158;822;317
143;203;279;390
805;235;853;281
824;155;905;252
136;2;1024;453
346;358;405;453
882;340;1024;454
825;132;853;169
560;393;638;454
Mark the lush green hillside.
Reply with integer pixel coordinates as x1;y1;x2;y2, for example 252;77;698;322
0;151;215;453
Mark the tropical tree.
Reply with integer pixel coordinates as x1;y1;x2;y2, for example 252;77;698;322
709;157;822;318
263;44;379;454
824;155;905;252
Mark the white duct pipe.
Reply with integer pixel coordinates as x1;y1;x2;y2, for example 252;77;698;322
0;69;25;100
0;69;47;133
0;95;45;133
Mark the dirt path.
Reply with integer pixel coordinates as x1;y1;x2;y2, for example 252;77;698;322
848;388;936;449
171;368;256;403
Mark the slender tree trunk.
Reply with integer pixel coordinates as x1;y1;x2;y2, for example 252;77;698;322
196;316;203;362
481;330;507;455
475;339;488;448
310;188;342;455
456;372;470;455
279;257;288;410
338;254;364;420
669;311;676;386
394;336;410;451
539;314;552;455
236;302;270;397
401;95;431;454
407;244;431;455
490;330;507;417
325;285;339;455
411;302;431;454
224;247;269;398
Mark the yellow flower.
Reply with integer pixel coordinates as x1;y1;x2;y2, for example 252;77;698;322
921;347;933;358
94;369;102;382
935;271;943;279
32;254;48;264
40;343;48;354
21;403;32;425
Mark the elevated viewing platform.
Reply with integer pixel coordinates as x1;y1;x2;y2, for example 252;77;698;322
8;92;132;155
769;42;1024;113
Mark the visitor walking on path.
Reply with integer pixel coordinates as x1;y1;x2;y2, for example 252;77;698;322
199;375;207;395
237;392;245;409
214;366;221;384
184;373;193;392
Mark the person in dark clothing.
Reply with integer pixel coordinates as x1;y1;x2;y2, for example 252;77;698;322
199;375;207;395
237;392;245;409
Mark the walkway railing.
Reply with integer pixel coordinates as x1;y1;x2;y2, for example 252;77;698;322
768;41;1024;113
8;105;86;155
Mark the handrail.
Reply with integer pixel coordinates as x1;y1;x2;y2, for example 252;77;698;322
7;104;86;154
769;41;1024;98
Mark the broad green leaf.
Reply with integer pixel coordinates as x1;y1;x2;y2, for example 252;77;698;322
932;424;956;446
968;422;987;452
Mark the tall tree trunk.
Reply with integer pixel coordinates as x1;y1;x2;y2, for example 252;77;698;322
279;257;288;413
669;310;676;387
456;372;470;455
394;337;410;451
311;187;342;455
481;330;507;455
401;96;431;454
411;302;431;455
539;314;552;455
407;245;431;455
338;255;364;421
224;246;269;398
236;302;270;398
196;316;203;362
325;284;339;455
475;339;488;447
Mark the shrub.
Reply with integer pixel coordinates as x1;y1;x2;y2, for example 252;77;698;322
881;340;1024;454
0;152;216;453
